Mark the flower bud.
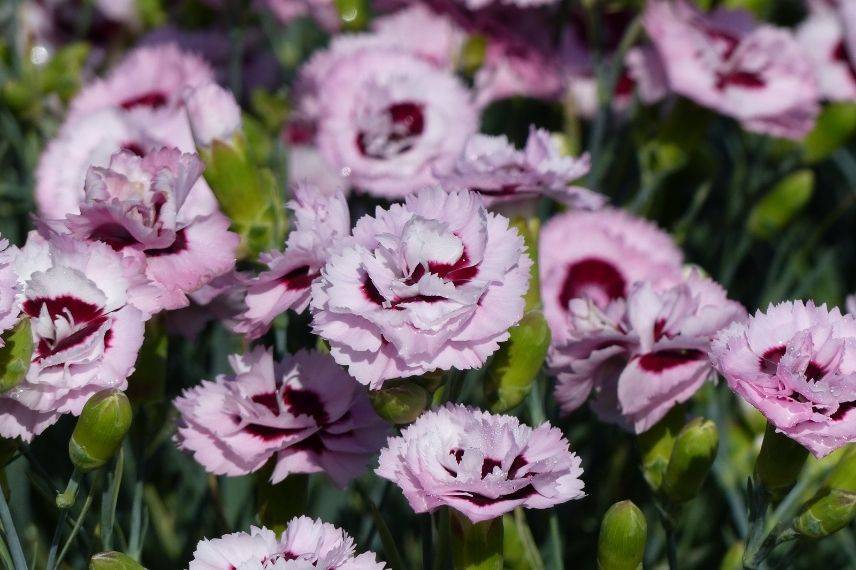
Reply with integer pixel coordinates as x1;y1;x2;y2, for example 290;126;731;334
754;422;808;500
662;418;719;504
637;406;685;491
69;390;132;472
369;381;429;425
793;488;856;539
89;551;145;569
484;311;550;413
597;500;647;570
0;319;33;394
185;83;242;149
793;446;856;539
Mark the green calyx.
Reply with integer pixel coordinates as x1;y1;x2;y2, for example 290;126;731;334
69;390;133;473
597;500;647;570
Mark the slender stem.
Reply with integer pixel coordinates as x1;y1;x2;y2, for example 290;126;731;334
55;474;100;568
0;485;27;570
56;468;82;509
100;448;124;550
548;511;564;570
665;525;678;570
44;509;67;570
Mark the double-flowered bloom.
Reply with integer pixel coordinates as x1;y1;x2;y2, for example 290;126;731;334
36;44;219;221
711;301;856;458
0;235;152;441
644;0;819;139
60;147;239;311
376;404;585;523
796;0;856;101
294;31;477;199
311;187;531;388
541;210;745;433
189;517;385;569
234;184;350;340
174;348;388;487
438;126;603;209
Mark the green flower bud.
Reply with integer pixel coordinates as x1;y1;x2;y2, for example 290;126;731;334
597;500;647;570
793;488;856;539
662;418;719;504
451;510;503;570
793;446;856;539
369;381;430;425
483;311;550;413
754;422;808;500
89;551;146;569
637;406;686;491
0;319;33;394
69;390;133;473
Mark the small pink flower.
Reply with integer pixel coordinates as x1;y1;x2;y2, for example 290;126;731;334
376;404;585;523
643;0;819;139
438;126;602;208
550;270;745;433
311;187;531;388
184;82;242;147
305;45;477;198
539;209;685;346
175;348;388;487
62;148;239;311
234;184;350;340
189;518;385;569
710;301;856;458
371;5;465;69
474;42;565;108
262;0;339;31
796;1;856;101
0;234;151;441
36;44;219;221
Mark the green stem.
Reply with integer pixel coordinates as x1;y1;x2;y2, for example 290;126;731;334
0;483;26;570
664;518;679;570
256;471;308;533
450;510;503;570
548;510;565;570
100;449;124;550
54;473;101;569
422;515;434;570
56;468;82;509
433;509;451;570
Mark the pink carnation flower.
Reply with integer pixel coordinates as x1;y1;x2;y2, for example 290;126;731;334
539;209;685;346
174;347;388;487
62;148;239;311
0;239;22;340
307;45;477;198
438;126;602;208
710;301;856;458
311;187;531;388
189;518;385;569
376;404;585;523
0;234;151;441
796;0;856;101
643;0;819;140
234;184;350;339
36;44;219;221
184;82;242;147
550;270;745;433
262;0;339;31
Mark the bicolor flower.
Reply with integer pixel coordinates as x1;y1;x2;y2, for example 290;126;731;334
233;184;350;340
644;0;820;139
0;234;151;441
710;301;856;458
175;348;388;487
796;0;856;101
376;404;585;523
311;187;531;388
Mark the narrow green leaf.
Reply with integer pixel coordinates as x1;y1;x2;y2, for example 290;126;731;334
0;319;33;394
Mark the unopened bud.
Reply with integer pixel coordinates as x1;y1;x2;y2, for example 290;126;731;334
793;488;856;539
662;418;719;503
754;422;808;499
369;381;429;425
597;500;647;570
185;83;242;149
69;390;132;472
89;551;145;569
484;311;550;413
637;406;685;491
0;319;33;393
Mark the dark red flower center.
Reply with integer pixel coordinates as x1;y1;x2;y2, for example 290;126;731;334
121;142;147;157
147;228;188;257
356;102;426;159
637;349;706;372
278;265;318;291
23;296;109;360
120;91;169;111
558;258;626;311
759;345;826;381
832;40;856;84
88;223;139;251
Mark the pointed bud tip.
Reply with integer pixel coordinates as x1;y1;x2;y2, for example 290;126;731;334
663;417;719;503
598;500;647;570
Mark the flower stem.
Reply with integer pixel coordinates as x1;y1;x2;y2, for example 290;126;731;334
450;510;503;570
0;481;27;570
